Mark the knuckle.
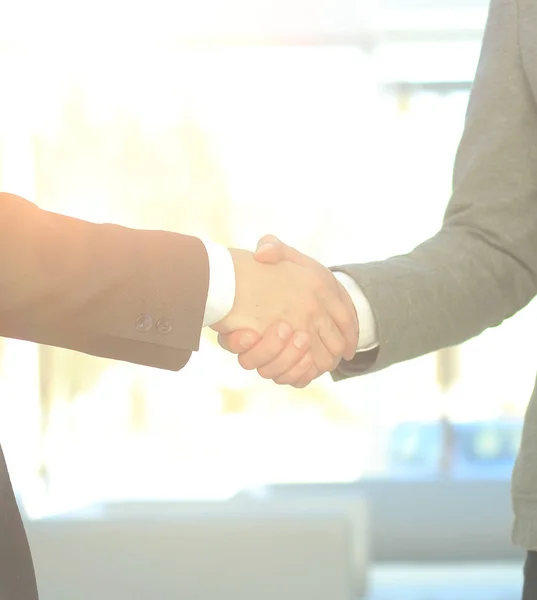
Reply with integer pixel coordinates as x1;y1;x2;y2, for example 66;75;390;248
337;309;353;329
333;338;346;357
238;355;255;371
218;334;233;351
293;331;311;351
299;354;313;370
258;365;274;379
317;358;332;374
313;314;329;333
326;316;337;333
324;351;339;369
295;376;312;388
328;354;340;372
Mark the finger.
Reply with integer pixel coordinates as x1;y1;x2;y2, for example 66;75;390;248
217;330;260;354
315;311;346;371
336;281;360;361
316;285;359;362
292;365;319;389
272;351;314;385
310;330;341;374
254;235;287;264
238;322;293;371
257;331;311;380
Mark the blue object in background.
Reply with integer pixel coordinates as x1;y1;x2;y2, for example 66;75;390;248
386;419;522;480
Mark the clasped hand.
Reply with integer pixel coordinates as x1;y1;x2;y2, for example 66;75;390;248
211;236;358;388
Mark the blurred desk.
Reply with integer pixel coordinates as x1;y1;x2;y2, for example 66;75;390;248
257;479;523;562
26;496;368;600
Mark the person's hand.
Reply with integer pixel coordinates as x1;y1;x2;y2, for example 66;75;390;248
211;247;357;377
217;237;359;387
217;321;319;388
254;235;359;360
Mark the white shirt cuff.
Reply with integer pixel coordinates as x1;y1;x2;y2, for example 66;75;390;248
200;240;236;327
332;271;379;353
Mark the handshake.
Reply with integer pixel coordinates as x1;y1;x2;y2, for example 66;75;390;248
212;235;359;388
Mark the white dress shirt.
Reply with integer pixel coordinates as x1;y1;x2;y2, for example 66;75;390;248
331;271;379;352
201;243;380;353
200;240;237;327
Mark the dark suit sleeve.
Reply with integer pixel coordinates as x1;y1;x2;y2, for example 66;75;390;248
0;193;210;371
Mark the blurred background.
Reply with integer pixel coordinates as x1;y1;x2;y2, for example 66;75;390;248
0;0;531;598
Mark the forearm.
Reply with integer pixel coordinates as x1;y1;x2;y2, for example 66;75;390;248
333;222;537;379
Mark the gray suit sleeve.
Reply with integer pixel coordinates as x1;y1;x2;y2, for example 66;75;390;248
333;0;537;380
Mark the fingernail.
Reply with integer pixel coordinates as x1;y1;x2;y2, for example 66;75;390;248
240;333;255;349
278;323;292;340
293;333;308;349
256;242;275;254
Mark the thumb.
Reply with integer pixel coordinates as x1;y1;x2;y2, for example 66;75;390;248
254;234;306;266
218;330;260;354
254;234;286;264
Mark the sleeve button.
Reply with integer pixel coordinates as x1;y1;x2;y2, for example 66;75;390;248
135;314;153;333
156;318;173;335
